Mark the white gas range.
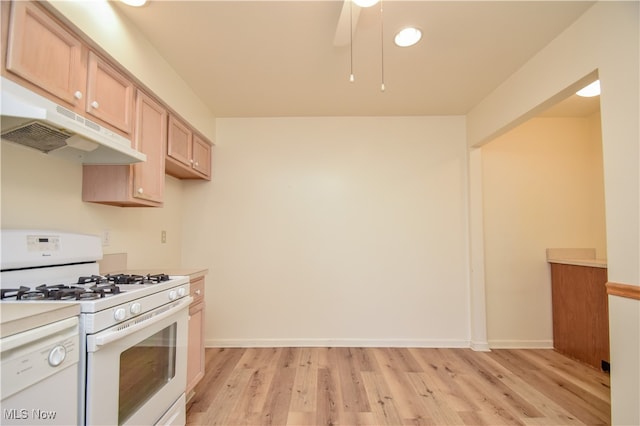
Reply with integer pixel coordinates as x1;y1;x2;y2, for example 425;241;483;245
0;230;191;426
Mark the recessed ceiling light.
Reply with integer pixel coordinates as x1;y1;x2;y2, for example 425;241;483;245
120;0;147;7
576;80;600;97
353;0;379;8
394;27;422;47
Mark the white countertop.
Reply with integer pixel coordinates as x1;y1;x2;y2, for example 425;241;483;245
547;258;608;268
1;302;81;338
98;253;208;280
546;247;607;269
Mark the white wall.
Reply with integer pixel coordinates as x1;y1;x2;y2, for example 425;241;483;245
181;116;471;347
482;114;606;348
467;2;639;423
0;143;184;269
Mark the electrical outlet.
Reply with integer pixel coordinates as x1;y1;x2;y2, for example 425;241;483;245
102;230;111;247
161;230;167;244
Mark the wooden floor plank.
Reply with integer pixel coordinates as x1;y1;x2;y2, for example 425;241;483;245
289;347;318;413
406;372;465;425
451;350;545;420
487;350;610;425
199;367;254;426
409;348;480;413
361;371;405;426
187;348;611;426
259;367;297;425
187;348;245;418
225;368;274;425
373;348;432;423
316;366;340;426
336;347;372;412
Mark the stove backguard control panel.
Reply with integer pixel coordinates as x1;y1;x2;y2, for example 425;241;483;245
26;235;61;253
1;230;102;270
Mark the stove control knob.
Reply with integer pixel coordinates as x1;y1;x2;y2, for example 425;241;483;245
168;290;177;300
114;308;127;321
130;302;142;315
177;287;186;298
48;345;66;367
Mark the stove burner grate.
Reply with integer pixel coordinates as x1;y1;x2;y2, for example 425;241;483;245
1;286;30;300
1;283;122;301
77;275;106;285
1;272;171;302
104;273;170;285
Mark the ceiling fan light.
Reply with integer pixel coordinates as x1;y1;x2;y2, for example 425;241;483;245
120;0;147;7
576;80;600;97
394;27;422;47
353;0;379;8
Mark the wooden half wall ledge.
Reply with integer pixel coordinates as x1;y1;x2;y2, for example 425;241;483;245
606;282;640;300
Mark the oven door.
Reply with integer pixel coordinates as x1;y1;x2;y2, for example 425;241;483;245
84;297;191;426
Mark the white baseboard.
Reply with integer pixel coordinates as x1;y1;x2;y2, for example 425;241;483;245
488;339;553;349
205;338;471;348
470;341;491;352
204;338;552;350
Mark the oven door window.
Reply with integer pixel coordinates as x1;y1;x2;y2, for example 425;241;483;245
118;323;177;425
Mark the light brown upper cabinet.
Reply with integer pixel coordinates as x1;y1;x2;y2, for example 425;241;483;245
85;52;134;135
3;0;212;198
166;114;212;180
132;91;167;204
83;90;167;207
192;133;212;177
4;1;86;107
4;2;134;137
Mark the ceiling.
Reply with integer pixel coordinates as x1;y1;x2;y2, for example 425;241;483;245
113;0;599;118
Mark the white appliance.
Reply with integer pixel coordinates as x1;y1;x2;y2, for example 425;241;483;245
0;229;191;426
1;311;80;425
0;76;146;164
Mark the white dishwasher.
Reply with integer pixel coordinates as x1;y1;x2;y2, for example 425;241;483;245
1;304;81;425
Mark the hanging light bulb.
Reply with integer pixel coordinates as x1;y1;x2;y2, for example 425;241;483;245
349;0;355;82
380;0;385;92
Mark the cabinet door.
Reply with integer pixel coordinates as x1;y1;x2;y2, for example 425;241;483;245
192;134;212;178
550;263;610;369
5;1;84;106
86;51;134;134
187;301;205;394
167;115;192;167
132;91;166;204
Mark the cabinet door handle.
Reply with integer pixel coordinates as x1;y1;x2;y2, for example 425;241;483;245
91;100;100;109
194;162;199;167
195;289;201;296
74;91;83;100
137;188;144;194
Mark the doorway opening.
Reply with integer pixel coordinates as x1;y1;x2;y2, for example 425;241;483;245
480;76;606;351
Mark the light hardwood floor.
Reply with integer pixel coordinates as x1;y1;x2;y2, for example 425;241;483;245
186;347;610;426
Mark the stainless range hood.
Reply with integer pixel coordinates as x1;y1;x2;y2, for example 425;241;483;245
1;77;146;164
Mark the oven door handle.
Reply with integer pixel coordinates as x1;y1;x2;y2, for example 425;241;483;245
91;296;192;350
